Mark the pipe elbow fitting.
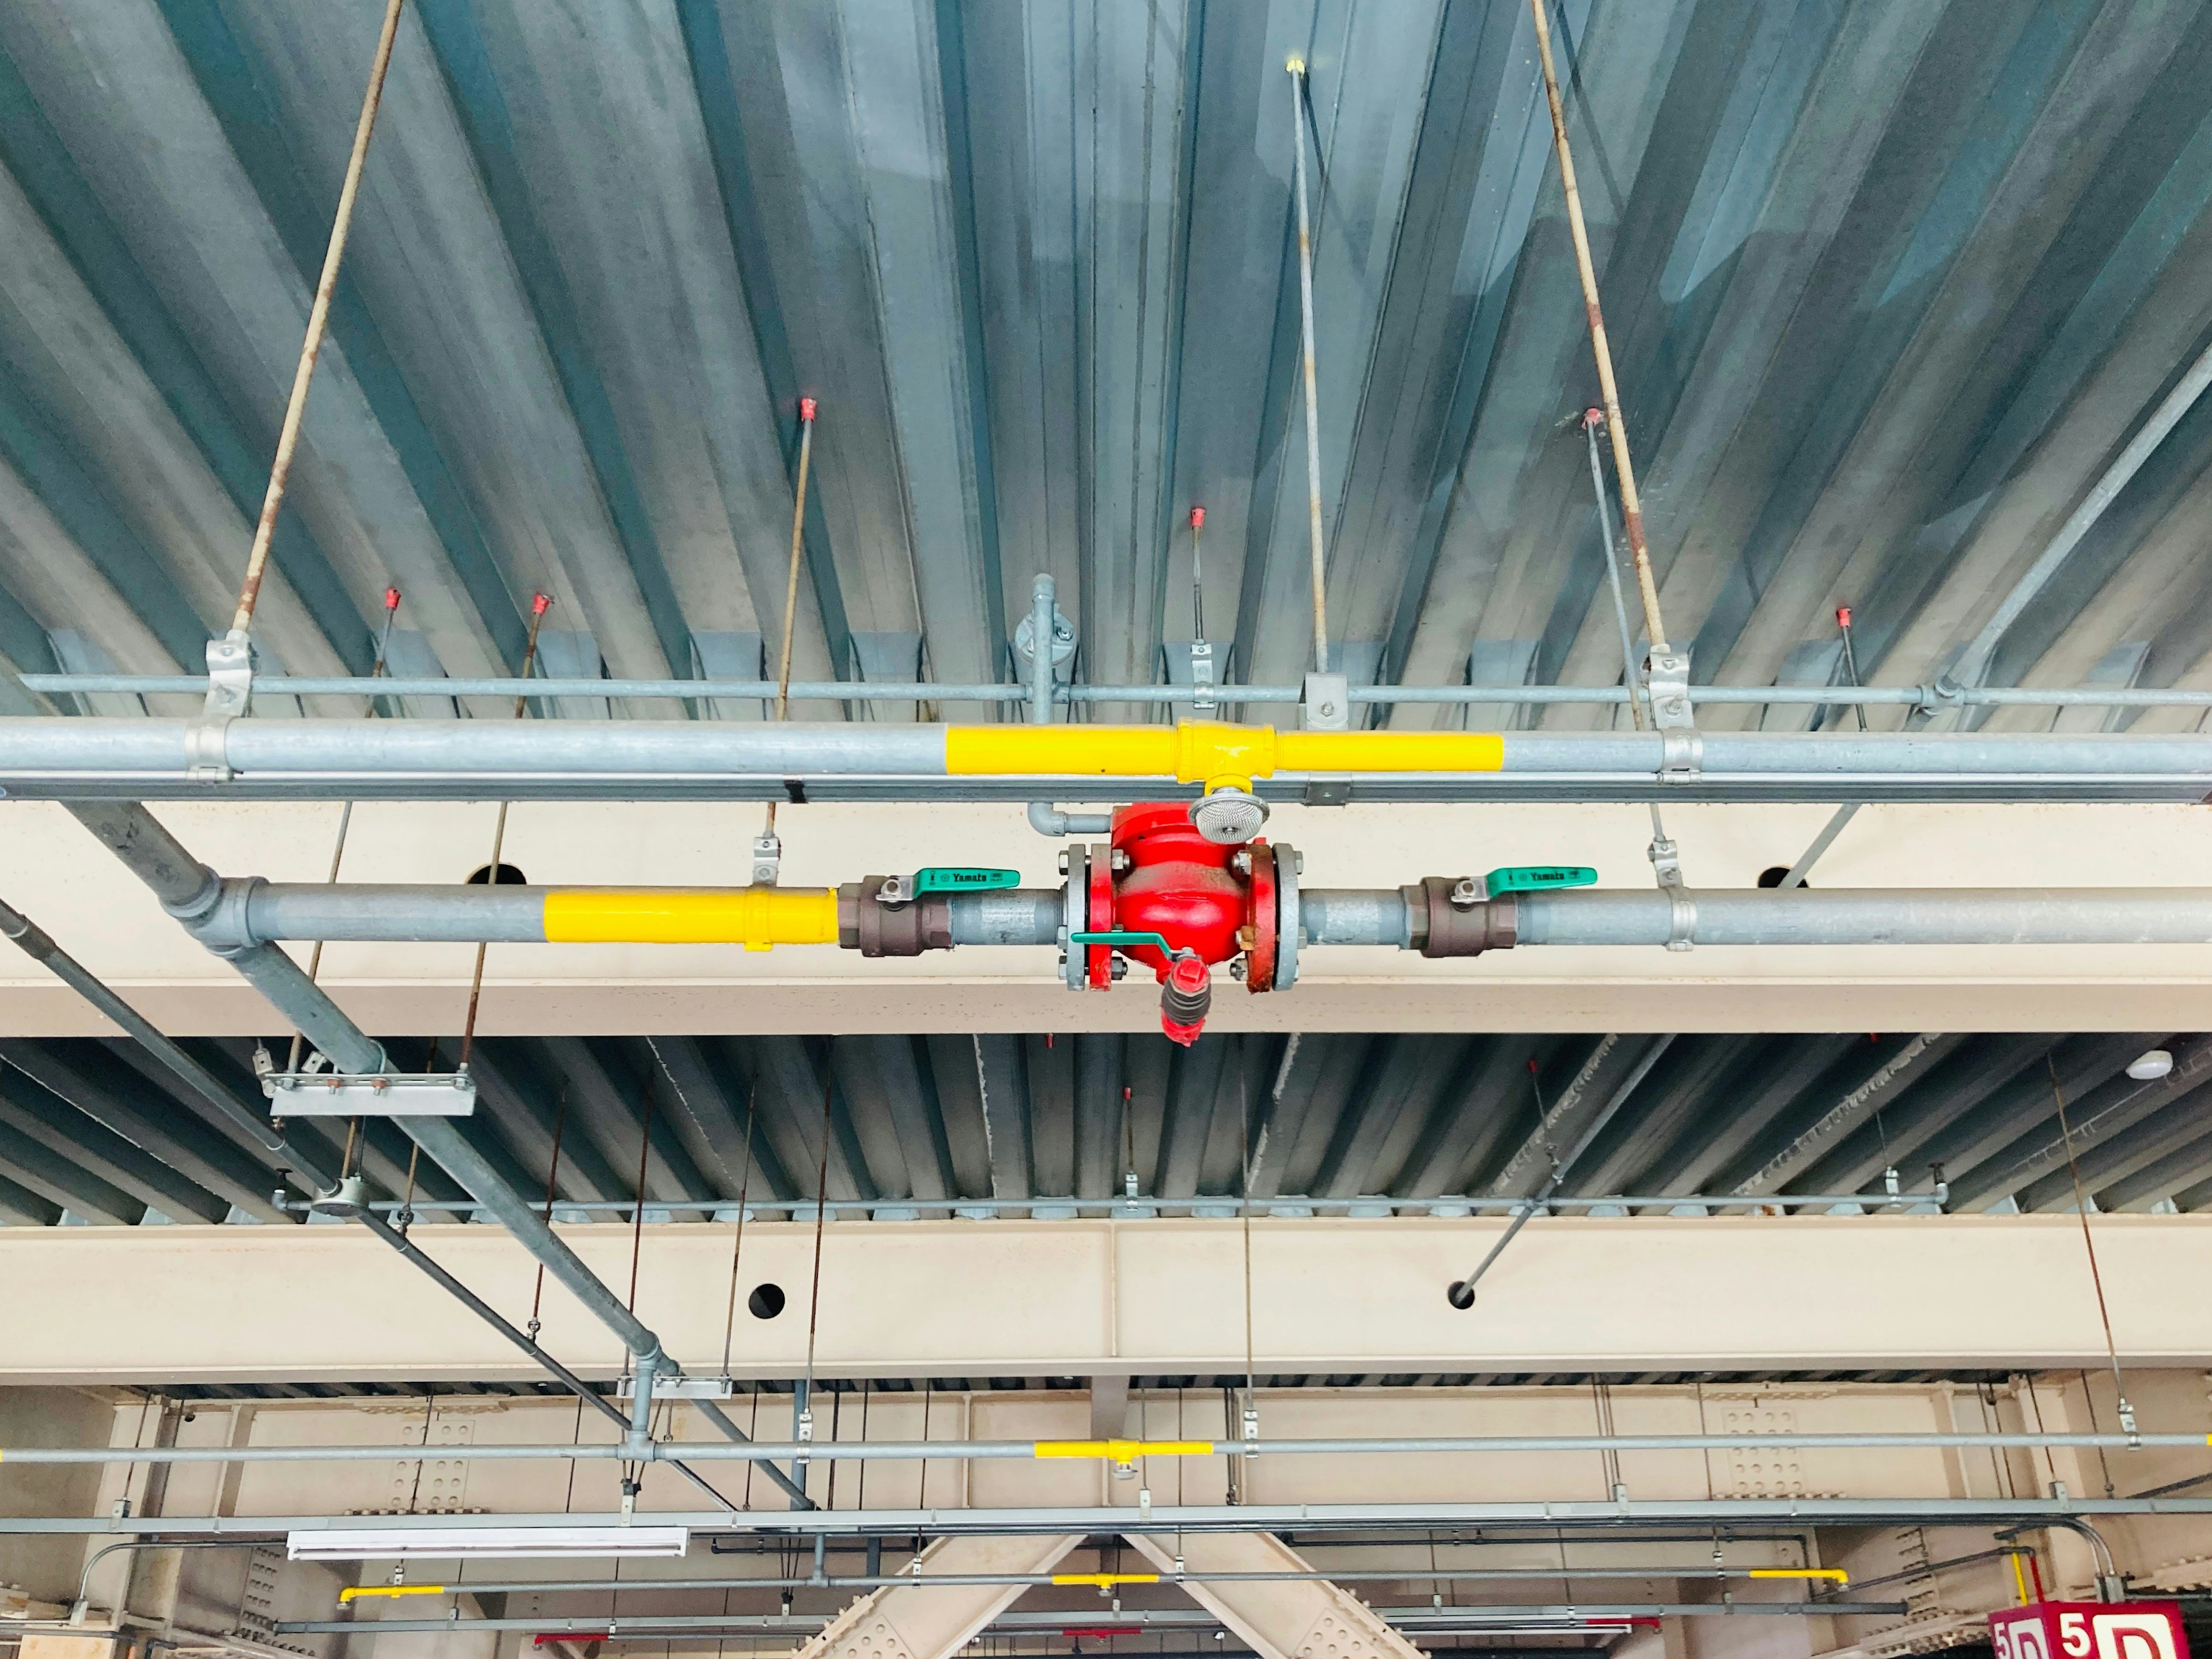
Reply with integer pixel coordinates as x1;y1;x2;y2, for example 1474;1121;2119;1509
1028;801;1113;837
1402;877;1517;958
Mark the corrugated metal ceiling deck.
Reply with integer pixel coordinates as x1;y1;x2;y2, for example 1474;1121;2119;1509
0;0;2207;729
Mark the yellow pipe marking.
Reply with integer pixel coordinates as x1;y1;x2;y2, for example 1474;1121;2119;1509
1033;1439;1215;1460
1276;730;1503;772
339;1586;448;1603
944;724;1504;781
1748;1569;1849;1584
542;888;837;950
1053;1573;1161;1588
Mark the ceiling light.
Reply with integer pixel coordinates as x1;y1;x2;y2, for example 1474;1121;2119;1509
287;1527;688;1561
2128;1048;2174;1081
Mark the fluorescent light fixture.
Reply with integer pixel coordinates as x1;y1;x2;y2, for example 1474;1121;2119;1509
287;1526;688;1561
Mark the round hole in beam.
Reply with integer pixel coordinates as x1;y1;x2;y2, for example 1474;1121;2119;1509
1756;866;1808;889
1445;1280;1475;1311
748;1282;787;1320
467;862;529;886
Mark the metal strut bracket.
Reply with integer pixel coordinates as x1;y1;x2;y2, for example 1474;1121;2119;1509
185;633;254;781
260;1067;478;1118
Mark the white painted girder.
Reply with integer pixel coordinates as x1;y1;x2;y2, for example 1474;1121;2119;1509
1123;1532;1422;1659
0;1215;2204;1384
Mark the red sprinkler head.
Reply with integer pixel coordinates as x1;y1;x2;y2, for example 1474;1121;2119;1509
1160;953;1212;1047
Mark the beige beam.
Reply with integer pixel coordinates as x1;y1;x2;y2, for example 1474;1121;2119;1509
1123;1532;1421;1659
0;1215;2204;1385
799;1535;1083;1659
5;800;2212;1035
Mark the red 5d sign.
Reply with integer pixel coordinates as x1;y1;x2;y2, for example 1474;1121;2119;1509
1992;1603;2189;1659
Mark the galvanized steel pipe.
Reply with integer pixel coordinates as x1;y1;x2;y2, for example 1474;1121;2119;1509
9;720;2212;803
202;879;2212;953
3;1428;2205;1467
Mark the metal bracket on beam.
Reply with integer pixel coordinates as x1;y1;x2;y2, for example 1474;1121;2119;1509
1645;649;1702;782
185;634;253;781
260;1067;478;1118
1302;671;1350;731
615;1375;734;1401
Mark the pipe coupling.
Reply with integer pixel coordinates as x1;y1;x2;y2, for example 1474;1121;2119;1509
837;879;953;957
1402;877;1517;958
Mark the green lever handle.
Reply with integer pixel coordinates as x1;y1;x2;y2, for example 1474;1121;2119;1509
1483;865;1597;896
913;867;1021;894
1070;929;1175;956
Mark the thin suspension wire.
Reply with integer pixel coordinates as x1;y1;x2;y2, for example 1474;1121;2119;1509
528;1083;570;1339
286;590;402;1074
229;0;407;636
1528;0;1669;655
721;1082;760;1380
2050;1056;2134;1429
764;399;818;842
459;594;551;1070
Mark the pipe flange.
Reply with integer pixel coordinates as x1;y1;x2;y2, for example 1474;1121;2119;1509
1060;844;1089;990
1275;843;1300;990
1245;843;1278;993
1086;842;1115;990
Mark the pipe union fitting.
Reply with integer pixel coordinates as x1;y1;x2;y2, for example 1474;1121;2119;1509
1402;877;1517;957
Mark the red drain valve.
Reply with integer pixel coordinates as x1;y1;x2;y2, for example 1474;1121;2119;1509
1159;952;1213;1046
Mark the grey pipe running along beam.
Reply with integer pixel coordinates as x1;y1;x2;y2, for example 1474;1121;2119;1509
0;1496;2177;1537
5;1428;2207;1467
192;882;1067;948
14;721;2212;802
346;1565;1863;1596
270;1604;1905;1638
32;676;2212;711
187;880;2212;953
1511;888;2212;947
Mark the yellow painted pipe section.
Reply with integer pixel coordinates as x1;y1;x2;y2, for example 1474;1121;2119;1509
1033;1438;1215;1460
541;888;838;952
1053;1573;1161;1588
339;1586;448;1603
944;723;1503;784
1748;1569;1849;1584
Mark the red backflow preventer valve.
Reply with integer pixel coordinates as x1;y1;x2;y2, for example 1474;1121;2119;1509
1063;801;1301;1047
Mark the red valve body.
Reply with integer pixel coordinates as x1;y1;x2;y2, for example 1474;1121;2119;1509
1108;804;1244;978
